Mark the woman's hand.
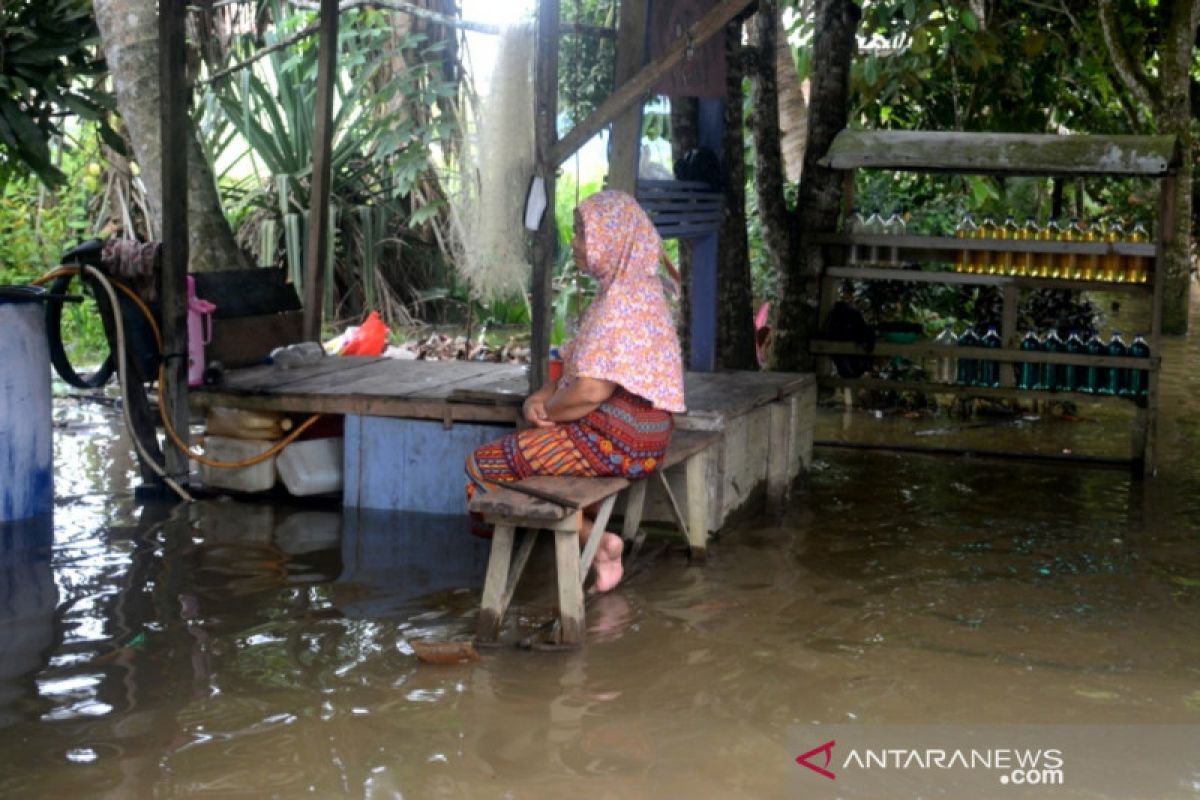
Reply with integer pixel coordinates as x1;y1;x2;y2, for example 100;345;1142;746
523;379;558;428
523;394;554;428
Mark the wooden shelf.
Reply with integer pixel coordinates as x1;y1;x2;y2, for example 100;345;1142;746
810;339;1157;370
811;232;1157;257
818;375;1147;406
822;265;1152;293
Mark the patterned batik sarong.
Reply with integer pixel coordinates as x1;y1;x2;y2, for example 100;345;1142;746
465;387;673;535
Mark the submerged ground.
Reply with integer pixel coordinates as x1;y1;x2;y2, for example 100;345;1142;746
3;294;1200;798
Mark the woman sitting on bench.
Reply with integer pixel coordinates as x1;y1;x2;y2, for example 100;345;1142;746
466;190;686;592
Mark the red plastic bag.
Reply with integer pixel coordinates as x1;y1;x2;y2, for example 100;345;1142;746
340;311;389;356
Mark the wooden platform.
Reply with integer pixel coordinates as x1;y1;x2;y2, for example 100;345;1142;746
190;357;816;528
190;356;811;432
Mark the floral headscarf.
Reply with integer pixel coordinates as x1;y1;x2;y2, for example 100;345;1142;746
563;190;686;413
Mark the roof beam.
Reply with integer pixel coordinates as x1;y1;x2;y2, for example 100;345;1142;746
551;0;755;166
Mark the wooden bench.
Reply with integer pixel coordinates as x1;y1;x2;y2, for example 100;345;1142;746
469;430;721;646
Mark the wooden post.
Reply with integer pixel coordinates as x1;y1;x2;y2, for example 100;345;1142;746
554;525;585;645
476;524;515;642
530;0;560;393
607;0;649;193
159;0;190;480
1141;173;1175;477
302;0;340;342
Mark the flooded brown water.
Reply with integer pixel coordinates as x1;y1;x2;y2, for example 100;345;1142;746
4;291;1200;798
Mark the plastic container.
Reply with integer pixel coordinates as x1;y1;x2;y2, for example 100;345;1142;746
0;286;53;522
205;406;292;440
276;437;343;496
186;275;216;387
199;435;277;493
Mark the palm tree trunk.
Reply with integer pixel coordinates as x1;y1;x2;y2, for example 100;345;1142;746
93;0;247;271
772;0;859;372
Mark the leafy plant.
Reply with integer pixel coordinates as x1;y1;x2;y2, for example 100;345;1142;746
0;0;118;187
201;0;460;327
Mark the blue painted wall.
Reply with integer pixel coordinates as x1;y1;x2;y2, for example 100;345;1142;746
0;302;53;522
343;415;514;513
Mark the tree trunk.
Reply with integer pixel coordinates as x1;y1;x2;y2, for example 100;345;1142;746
670;95;699;361
1097;0;1199;333
1153;0;1199;334
94;0;248;272
776;4;808;182
716;22;757;370
772;0;859;372
748;0;796;290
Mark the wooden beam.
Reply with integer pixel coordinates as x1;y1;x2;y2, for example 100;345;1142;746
607;0;649;194
159;0;190;479
552;0;755;166
530;0;560;393
302;0;339;341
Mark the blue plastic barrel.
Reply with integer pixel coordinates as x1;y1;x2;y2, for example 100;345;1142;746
0;286;53;522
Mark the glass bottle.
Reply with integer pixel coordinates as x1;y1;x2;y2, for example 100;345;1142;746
1082;330;1104;394
1054;217;1079;280
957;326;979;386
1018;331;1041;390
1127;333;1150;399
1037;218;1060;278
976;216;998;275
954;214;977;273
1104;332;1128;396
1063;330;1085;392
883;209;906;266
846;208;866;265
1102;219;1125;282
999;216;1021;276
863;210;885;266
1018;217;1040;277
1042;329;1064;391
1077;218;1100;280
1128;221;1151;284
981;325;1002;387
934;324;958;383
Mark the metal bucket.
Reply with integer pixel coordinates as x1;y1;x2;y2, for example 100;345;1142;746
0;286;53;522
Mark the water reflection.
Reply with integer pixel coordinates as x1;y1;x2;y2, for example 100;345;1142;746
6;289;1200;796
0;515;56;728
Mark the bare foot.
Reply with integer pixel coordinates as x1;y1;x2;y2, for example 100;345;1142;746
589;532;625;593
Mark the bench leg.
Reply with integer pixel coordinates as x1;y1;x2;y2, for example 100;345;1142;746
476;524;516;643
500;528;538;621
621;479;649;557
554;521;586;646
579;493;618;579
684;453;709;561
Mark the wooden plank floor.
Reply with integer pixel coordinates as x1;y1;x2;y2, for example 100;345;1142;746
191;356;813;427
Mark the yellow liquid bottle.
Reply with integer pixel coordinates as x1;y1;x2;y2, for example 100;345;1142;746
1052;218;1074;279
1075;218;1099;280
977;216;998;274
954;214;977;273
1128;221;1150;283
1103;219;1124;282
1018;217;1039;276
1000;216;1021;275
1036;219;1058;277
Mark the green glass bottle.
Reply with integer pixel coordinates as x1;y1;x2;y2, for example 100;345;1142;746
1105;332;1128;396
1042;330;1064;391
1127;334;1150;399
1063;330;1085;392
1082;330;1104;394
1018;331;1041;390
